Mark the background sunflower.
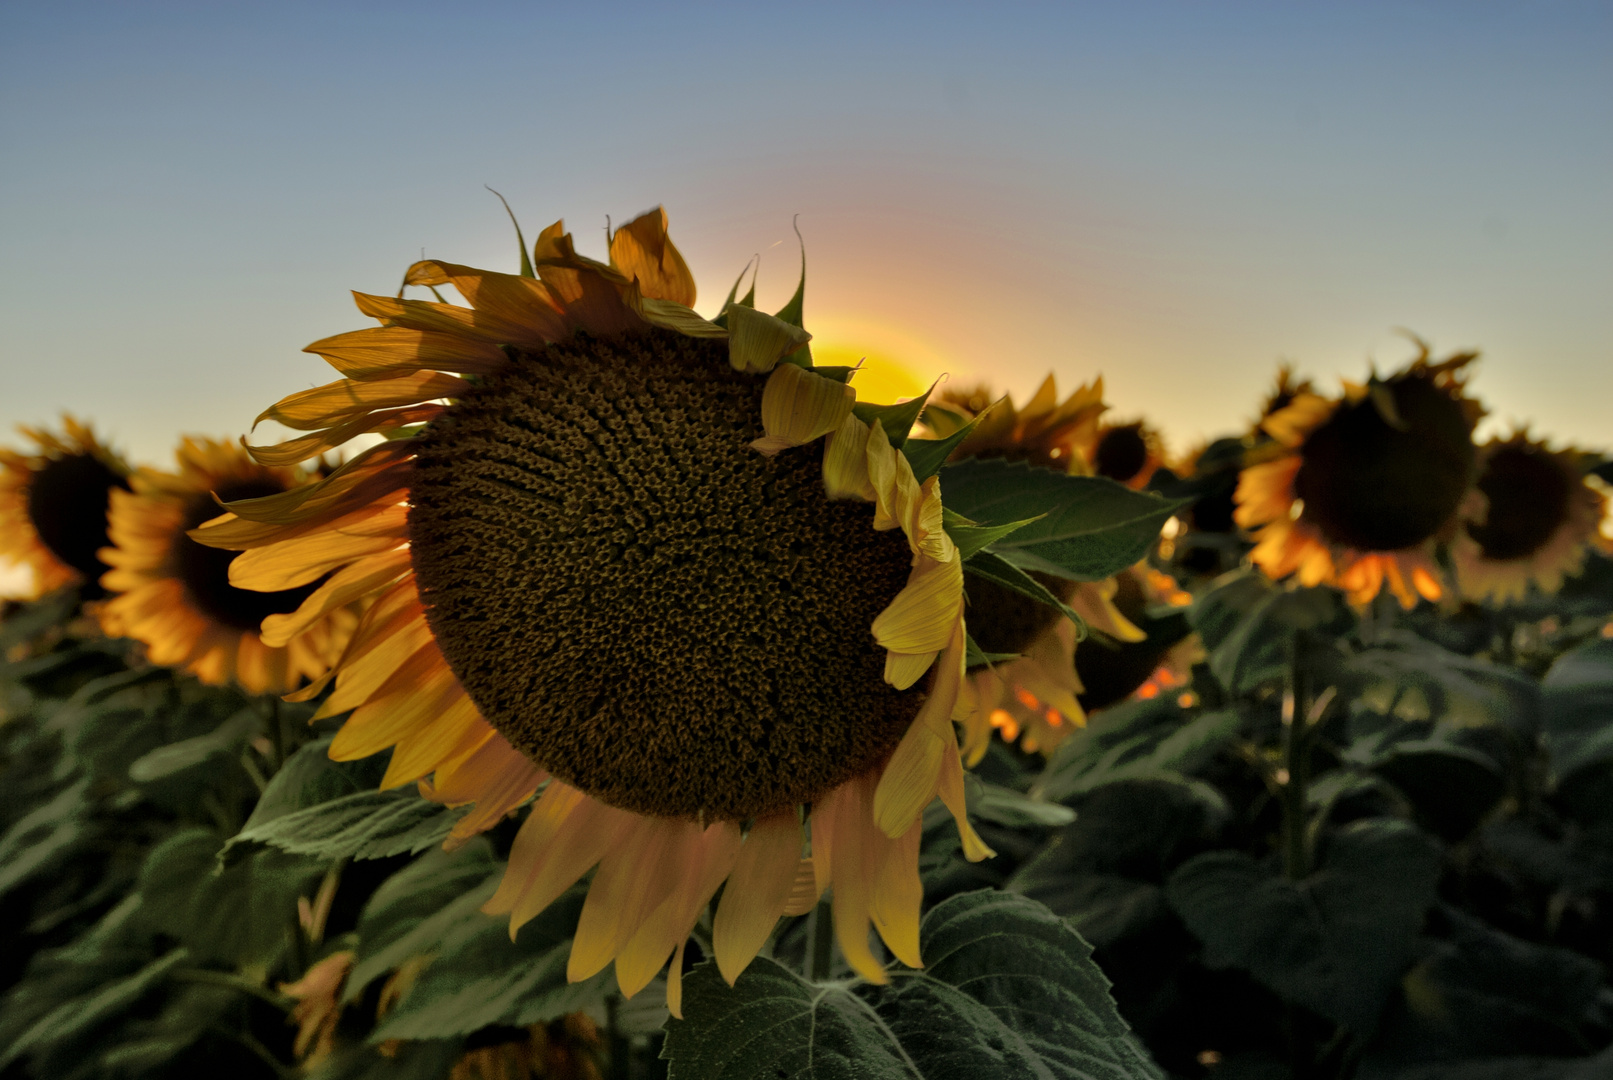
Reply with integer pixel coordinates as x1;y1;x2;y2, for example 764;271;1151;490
0;416;130;600
96;436;356;694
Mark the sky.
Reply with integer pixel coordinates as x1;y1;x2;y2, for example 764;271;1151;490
1;0;1609;472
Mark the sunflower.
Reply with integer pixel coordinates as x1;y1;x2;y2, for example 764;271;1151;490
96;437;356;694
922;376;1145;758
1233;345;1483;607
1086;418;1166;490
1451;433;1612;605
0;416;131;599
929;374;1105;474
193;208;990;1013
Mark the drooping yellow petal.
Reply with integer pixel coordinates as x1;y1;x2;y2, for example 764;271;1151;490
608;207;697;307
614;822;740;1004
751;363;855;456
822;413;876;501
422;730;545;847
872;554;964;686
255;372;468;432
485;783;636;936
870;818;923;970
726;304;812;375
712;812;803;985
874;622;966;835
568;818;684;982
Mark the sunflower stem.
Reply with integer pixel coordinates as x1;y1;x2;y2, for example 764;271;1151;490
1280;633;1311;882
806;898;834;981
265;696;285;773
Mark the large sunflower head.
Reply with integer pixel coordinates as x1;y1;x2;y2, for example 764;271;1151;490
96;437;356;694
0;415;131;599
1233;343;1484;607
1451;432;1612;605
194;207;991;1010
929;374;1105;474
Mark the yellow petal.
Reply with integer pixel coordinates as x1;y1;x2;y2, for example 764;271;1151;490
244;404;443;468
229;503;408;591
751;363;855;456
726;305;812;375
870;819;923;970
874;623;965;835
304;326;507;380
256;374;468;434
638;298;728;338
568;819;682;982
712;812;803;985
822;413;876;501
484;783;634;936
260;547;412;648
405;261;571;345
937;734;995;862
608;207;697;307
351;291;545;347
872;556;964;679
614;822;740;1002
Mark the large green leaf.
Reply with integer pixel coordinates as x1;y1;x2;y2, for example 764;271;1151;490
940;458;1184;581
140;827;324;966
225;787;465;864
1166;818;1442;1036
664;889;1162;1079
368;882;609;1041
125;707;258;783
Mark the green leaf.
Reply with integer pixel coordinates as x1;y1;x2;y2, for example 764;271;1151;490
852;379;936;446
902;414;980;481
940;458;1185;581
225;787;465;864
1192;572;1353;696
0;777;89;899
1541;639;1613;783
772;227;812;367
239;736;389;832
369;883;609;1041
140;827;324;966
126;706;258;783
968;781;1077;829
944;507;1043;562
0;947;189;1070
346;840;499;1001
665;889;1162;1079
1036;702;1240;805
1167;818;1442;1036
964;550;1084;630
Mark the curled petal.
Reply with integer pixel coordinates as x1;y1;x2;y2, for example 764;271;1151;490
752;363;855;456
727;305;811;375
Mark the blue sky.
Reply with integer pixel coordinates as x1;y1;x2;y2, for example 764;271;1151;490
2;0;1609;466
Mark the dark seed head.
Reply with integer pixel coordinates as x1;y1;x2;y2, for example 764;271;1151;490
1293;375;1475;552
407;329;922;821
26;452;129;594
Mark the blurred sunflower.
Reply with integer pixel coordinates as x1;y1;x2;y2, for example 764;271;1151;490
1086;418;1165;490
1234;345;1482;607
0;416;130;599
194;208;990;1011
929;374;1105;473
96;437;356;694
924;375;1144;759
1451;433;1611;604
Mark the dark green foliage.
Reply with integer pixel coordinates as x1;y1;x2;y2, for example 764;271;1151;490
663;890;1162;1080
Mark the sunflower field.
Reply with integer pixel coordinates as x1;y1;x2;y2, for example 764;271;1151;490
2;210;1612;1080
